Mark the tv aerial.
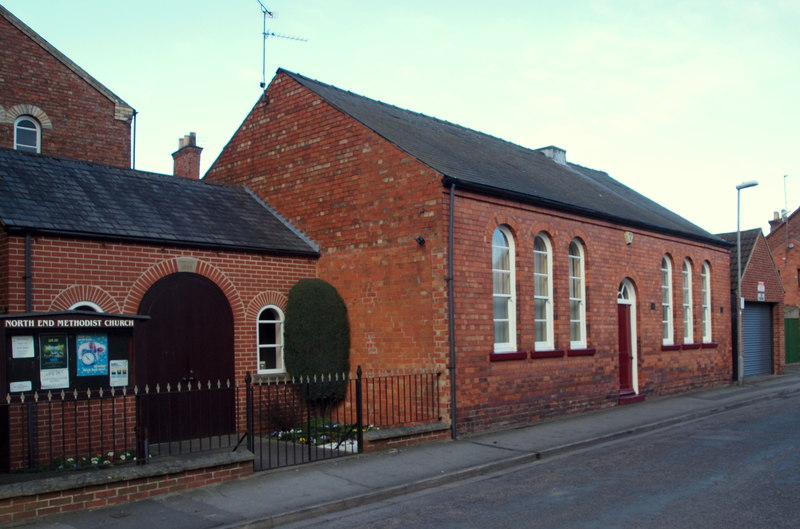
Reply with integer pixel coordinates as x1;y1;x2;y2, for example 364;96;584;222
256;0;307;89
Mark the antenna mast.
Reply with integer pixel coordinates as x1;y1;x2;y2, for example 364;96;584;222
256;0;307;89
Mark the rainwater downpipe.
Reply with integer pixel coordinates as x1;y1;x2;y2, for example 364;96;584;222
447;182;458;439
24;233;32;312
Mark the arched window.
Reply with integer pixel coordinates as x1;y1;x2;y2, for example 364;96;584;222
568;239;586;348
492;226;516;352
69;301;102;312
701;262;712;343
661;256;674;345
682;259;693;343
533;233;553;350
14;116;41;153
257;306;284;374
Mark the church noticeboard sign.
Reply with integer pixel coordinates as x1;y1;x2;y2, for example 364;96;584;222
2;312;147;393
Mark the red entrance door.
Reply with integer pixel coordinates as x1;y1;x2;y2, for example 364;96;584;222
618;303;633;393
136;273;235;442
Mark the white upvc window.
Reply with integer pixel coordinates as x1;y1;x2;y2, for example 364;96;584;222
568;239;586;348
701;262;712;343
533;233;554;350
661;256;674;345
682;259;693;343
492;226;516;353
257;306;285;374
14;116;41;153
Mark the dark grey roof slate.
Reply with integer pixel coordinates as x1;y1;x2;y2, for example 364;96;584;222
0;149;318;256
280;69;726;247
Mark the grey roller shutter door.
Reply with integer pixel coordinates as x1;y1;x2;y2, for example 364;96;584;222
743;302;773;377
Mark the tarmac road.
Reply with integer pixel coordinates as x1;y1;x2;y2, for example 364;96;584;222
280;393;800;529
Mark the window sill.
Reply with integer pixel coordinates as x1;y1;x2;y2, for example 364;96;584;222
530;349;565;359
253;371;287;382
682;343;703;350
661;344;682;351
490;351;528;362
567;347;596;357
701;342;719;349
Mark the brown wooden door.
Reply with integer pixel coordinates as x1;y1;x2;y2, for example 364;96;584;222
618;304;633;393
136;273;234;442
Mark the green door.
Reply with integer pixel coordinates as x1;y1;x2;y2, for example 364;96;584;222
786;317;800;364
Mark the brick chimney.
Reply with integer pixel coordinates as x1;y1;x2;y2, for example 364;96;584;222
172;132;203;179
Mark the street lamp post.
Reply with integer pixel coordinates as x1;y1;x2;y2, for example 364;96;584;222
736;180;758;384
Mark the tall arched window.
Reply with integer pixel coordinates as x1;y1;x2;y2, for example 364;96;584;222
568;239;586;348
492;226;516;352
533;233;553;350
682;259;693;343
661;256;674;345
701;262;712;343
257;306;284;374
14;116;41;153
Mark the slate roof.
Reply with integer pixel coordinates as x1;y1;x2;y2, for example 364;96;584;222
717;228;763;290
281;69;727;247
0;149;318;256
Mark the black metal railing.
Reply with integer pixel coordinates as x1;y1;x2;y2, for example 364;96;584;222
245;367;442;471
1;368;441;476
1;380;242;474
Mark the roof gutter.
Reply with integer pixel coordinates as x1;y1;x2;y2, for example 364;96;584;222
442;176;731;249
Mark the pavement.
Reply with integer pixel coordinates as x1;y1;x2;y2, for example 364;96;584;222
11;365;800;529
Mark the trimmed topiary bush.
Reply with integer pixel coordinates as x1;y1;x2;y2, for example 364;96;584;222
284;278;350;405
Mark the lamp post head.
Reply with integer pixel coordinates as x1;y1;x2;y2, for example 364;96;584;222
736;180;759;191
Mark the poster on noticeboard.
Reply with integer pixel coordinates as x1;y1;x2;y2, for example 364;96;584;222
76;334;109;377
40;334;69;389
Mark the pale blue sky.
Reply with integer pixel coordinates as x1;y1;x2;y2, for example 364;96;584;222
4;0;798;235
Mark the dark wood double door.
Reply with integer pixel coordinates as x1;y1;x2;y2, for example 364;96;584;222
136;273;235;442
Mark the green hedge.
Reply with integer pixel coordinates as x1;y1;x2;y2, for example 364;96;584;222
284;278;350;403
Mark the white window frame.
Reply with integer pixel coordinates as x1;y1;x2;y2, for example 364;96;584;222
533;233;554;350
568;239;587;349
701;262;712;343
257;305;285;374
492;226;517;353
682;259;693;344
661;256;674;345
14;116;41;153
68;301;102;312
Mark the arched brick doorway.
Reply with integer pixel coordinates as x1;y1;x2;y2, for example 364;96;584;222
135;272;235;441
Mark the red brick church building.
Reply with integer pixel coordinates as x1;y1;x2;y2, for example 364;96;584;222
206;69;733;434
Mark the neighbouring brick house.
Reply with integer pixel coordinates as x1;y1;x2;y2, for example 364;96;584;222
767;209;800;364
0;5;134;167
718;229;785;377
205;69;734;435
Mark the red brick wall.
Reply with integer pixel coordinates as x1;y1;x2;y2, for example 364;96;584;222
451;189;732;433
205;72;732;435
3;233;317;383
0;14;131;167
0;460;252;524
766;217;799;307
0;231;8;313
206;74;450;377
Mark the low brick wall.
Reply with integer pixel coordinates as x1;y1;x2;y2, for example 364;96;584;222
0;449;253;524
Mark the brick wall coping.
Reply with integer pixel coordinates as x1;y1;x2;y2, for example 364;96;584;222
364;421;450;442
0;448;253;500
